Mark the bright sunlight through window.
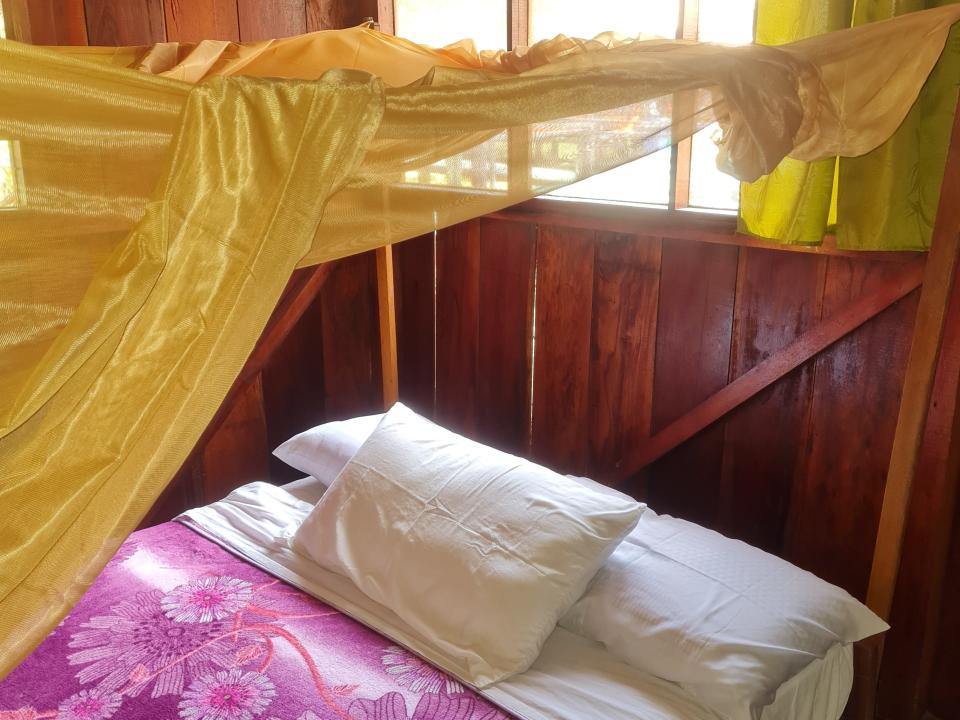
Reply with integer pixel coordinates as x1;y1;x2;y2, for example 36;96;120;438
392;0;756;211
395;0;507;51
687;0;757;211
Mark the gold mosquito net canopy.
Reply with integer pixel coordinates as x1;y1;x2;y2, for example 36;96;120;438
0;4;959;677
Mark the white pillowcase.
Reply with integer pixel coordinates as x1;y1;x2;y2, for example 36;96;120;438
293;402;644;686
273;413;383;490
559;509;888;720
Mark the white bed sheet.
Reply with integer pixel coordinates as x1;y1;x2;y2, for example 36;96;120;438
179;481;852;720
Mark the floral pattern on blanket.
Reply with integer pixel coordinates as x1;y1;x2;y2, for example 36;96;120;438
0;523;510;720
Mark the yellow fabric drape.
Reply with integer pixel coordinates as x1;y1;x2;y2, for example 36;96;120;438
2;7;960;677
838;0;960;250
740;0;960;249
738;0;851;245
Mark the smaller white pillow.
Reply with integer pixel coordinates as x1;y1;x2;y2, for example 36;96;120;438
559;509;888;720
273;413;383;489
293;403;644;686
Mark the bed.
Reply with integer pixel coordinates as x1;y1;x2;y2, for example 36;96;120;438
0;409;883;720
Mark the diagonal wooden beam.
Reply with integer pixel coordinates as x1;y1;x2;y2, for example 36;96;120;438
867;98;960;622
616;258;926;483
236;262;334;388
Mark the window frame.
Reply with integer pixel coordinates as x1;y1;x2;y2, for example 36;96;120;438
383;0;751;216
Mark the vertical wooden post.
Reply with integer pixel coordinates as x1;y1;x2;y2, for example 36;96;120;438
866;99;960;621
377;245;400;410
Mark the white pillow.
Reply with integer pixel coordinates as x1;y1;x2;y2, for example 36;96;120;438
273;413;383;488
293;402;644;686
559;509;888;720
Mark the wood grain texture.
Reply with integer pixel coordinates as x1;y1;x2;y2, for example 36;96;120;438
588;233;660;483
530;225;596;474
201;375;270;503
476;218;535;454
929;490;960;719
376;245;400;409
784;258;920;599
717;249;825;552
393;233;436;417
305;0;377;30
880;251;960;719
644;237;737;525
435;222;481;436
867;103;960;624
320;252;383;419
261;288;326;482
490;200;924;263
163;0;239;41
10;0;88;44
84;0;165;45
237;0;305;40
137;456;203;528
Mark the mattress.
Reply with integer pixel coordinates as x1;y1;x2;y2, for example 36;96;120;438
182;481;854;720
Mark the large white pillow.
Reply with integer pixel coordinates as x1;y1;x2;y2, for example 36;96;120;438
273;413;383;488
292;402;644;686
559;509;888;720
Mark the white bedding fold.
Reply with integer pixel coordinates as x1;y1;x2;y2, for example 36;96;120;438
179;481;852;720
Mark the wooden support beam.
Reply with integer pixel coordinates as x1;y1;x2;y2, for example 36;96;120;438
866;100;960;622
616;259;926;482
237;263;333;388
377;245;400;409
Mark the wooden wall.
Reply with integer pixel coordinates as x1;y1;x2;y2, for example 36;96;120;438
3;0;379;45
140;253;385;526
9;1;960;717
391;206;959;720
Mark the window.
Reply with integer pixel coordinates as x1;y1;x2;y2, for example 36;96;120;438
391;0;756;212
394;0;507;51
0;4;16;211
0;140;21;209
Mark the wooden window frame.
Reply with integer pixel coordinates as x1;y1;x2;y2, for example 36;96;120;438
384;0;747;215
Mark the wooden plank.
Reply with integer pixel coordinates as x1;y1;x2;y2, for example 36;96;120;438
163;0;239;42
376;245;399;410
587;233;660;483
237;0;305;41
620;258;924;480
879;249;960;720
84;0;166;45
929;494;960;719
320;252;383;419
784;258;920;598
376;0;394;34
866;100;960;622
716;248;825;552
642;237;737;524
236;264;333;388
435;222;481;435
261;288;326;483
201;374;270;503
476;218;535;455
489;200;923;263
529;225;596;474
305;0;378;31
137;455;202;528
6;0;87;44
393;233;436;417
508;0;529;49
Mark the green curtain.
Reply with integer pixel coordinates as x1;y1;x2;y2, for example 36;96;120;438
740;0;960;250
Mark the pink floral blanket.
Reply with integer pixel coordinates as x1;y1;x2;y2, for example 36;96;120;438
0;522;511;720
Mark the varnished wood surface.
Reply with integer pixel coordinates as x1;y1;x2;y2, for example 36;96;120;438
20;3;960;717
85;0;165;44
619;259;925;485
